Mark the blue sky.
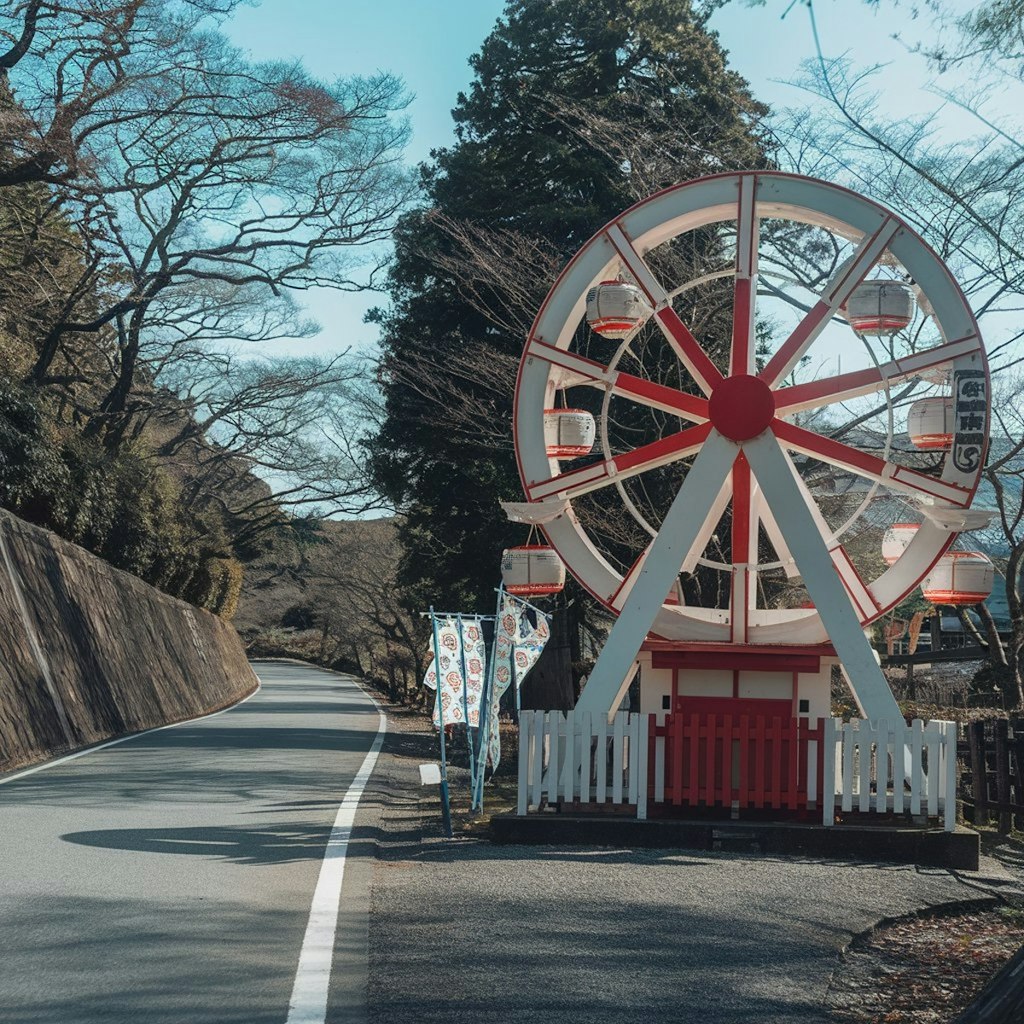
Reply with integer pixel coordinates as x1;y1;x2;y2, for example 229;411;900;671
224;0;984;358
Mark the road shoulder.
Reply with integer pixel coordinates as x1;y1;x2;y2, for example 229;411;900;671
363;702;1004;1024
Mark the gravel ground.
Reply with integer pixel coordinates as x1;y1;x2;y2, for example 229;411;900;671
366;703;1010;1024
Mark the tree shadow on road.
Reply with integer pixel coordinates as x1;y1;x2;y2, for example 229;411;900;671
60;822;382;866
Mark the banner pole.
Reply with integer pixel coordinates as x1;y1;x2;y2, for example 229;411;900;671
429;608;453;838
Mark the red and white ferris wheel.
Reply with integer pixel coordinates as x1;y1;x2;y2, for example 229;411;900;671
508;171;991;718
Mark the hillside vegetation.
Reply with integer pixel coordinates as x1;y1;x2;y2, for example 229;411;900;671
234;517;422;701
0;0;409;618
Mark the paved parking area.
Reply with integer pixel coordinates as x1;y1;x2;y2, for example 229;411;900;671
366;710;997;1024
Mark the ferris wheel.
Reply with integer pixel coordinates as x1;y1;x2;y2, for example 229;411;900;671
510;172;990;719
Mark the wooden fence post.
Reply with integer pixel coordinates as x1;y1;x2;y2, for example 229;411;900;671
636;714;649;821
969;720;988;827
822;718;836;826
995;718;1012;835
943;722;957;833
517;712;531;815
1013;719;1024;833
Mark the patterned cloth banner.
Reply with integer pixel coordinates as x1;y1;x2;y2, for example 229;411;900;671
460;617;486;727
487;595;551;769
422;616;485;728
513;601;550;687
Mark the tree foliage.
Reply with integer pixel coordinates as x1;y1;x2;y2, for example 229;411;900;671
0;0;411;612
369;0;773;642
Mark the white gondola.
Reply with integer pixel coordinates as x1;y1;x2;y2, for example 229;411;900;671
907;396;954;450
882;523;919;565
843;280;915;334
544;408;596;458
585;280;653;338
501;545;566;596
921;552;994;605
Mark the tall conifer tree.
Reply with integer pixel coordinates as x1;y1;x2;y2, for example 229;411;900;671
370;0;772;683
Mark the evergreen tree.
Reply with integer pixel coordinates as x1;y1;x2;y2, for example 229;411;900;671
370;0;773;697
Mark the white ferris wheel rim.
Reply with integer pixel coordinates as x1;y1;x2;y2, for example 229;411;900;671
512;171;989;645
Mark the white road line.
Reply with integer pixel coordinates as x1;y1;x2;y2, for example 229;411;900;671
0;682;261;787
286;708;387;1024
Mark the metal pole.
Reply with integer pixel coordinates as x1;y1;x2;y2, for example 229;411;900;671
429;608;453;838
420;611;496;621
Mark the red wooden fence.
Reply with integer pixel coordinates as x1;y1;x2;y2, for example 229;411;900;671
648;713;825;811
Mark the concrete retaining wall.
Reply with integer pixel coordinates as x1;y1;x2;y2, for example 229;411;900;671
0;510;258;772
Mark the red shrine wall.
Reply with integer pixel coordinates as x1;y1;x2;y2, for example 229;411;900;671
637;650;833;723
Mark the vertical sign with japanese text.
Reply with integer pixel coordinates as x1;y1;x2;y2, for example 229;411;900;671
952;369;987;473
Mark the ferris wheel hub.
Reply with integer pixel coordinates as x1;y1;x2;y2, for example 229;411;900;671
708;374;776;442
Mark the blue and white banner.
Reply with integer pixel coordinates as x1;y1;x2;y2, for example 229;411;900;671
487;595;551;768
422;616;485;727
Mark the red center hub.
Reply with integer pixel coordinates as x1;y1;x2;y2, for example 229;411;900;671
708;374;776;442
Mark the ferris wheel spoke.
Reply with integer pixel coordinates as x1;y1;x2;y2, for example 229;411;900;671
771;419;973;507
760;217;901;388
730;175;759;377
729;452;757;643
605;222;670;306
773;334;982;415
522;337;709;422
523;337;615;384
654;307;723;395
526;422;713;502
611;371;710;422
604;222;723;394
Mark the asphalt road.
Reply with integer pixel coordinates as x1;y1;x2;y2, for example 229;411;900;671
0;661;385;1024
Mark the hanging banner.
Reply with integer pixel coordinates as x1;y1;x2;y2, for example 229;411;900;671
513;603;550;687
487;595;551;769
459;617;486;727
422;617;465;727
422;615;486;728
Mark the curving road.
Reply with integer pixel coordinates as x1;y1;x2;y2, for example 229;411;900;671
0;661;385;1024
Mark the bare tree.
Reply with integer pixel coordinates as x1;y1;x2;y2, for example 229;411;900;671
0;0;417;568
30;58;410;425
0;1;244;188
750;0;1024;705
301;518;425;701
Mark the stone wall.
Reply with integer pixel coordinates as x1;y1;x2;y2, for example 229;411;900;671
0;510;258;772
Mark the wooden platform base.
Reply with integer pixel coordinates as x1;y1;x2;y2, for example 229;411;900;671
489;814;980;871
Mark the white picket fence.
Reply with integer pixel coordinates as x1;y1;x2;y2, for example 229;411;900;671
516;712;959;831
516;709;648;819
822;717;957;831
